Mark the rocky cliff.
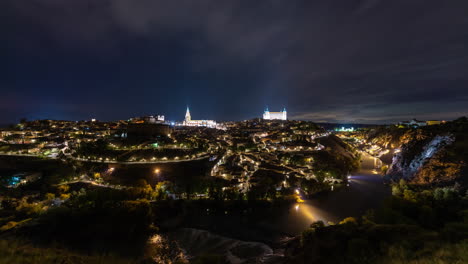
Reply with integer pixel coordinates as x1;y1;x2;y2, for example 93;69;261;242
363;117;468;187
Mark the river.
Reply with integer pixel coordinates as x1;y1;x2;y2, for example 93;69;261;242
277;152;391;234
166;152;392;262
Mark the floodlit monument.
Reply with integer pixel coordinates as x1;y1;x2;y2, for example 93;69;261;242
263;107;287;120
182;107;217;128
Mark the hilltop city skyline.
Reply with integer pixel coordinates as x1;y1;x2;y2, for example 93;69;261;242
0;104;458;127
1;1;468;263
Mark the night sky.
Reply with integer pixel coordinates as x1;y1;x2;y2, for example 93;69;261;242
1;0;468;124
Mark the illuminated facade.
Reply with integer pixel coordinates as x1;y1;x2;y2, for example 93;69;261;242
398;119;427;127
130;115;164;124
426;120;445;126
335;126;355;132
145;115;165;123
263;107;287;120
183;107;217;128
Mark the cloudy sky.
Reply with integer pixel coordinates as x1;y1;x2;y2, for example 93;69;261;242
1;0;467;124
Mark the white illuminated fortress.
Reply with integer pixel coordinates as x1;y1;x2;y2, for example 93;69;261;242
263;107;287;120
183;107;217;128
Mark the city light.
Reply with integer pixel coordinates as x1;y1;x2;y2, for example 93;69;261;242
1;2;465;262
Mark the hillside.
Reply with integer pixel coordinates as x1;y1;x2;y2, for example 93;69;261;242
362;117;468;187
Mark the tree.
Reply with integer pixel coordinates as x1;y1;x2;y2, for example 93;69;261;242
434;188;445;201
339;217;358;225
362;210;375;225
45;193;55;200
403;189;417;202
60;193;71;200
154;181;170;200
310;220;325;229
391;185;402;196
57;185;69;194
145;234;188;264
136;179;148;188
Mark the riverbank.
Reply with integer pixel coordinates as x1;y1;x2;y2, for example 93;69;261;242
163;152;391;262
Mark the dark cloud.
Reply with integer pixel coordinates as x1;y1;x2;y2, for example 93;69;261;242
1;0;467;124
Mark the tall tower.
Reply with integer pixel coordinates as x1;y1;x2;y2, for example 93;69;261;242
282;107;287;120
263;106;270;120
185;106;191;122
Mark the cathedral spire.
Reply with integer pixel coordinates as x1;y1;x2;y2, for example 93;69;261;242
185;106;191;121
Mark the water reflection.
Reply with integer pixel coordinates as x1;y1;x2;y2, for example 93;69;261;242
276;153;391;235
292;203;321;223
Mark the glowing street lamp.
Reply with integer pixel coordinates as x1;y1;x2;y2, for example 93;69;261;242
154;168;160;174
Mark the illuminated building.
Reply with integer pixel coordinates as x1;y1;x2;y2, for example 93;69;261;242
145;115;165;123
398;119;427;127
130;115;165;124
426;120;445;126
335;126;355;132
263;107;287;120
182;107;217;128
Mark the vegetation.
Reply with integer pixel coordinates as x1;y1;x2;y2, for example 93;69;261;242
0;238;141;264
33;189;156;255
287;181;468;264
